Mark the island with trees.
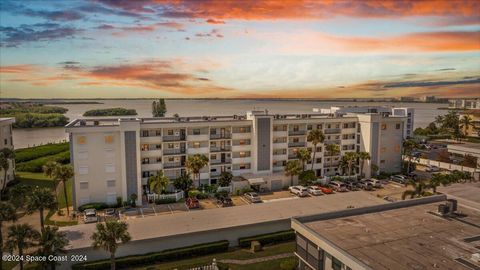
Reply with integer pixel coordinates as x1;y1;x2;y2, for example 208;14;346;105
83;108;137;116
0;103;69;128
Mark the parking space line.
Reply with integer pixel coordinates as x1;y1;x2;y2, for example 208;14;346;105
152;206;157;216
167;204;173;214
240;196;251;205
140;208;144;218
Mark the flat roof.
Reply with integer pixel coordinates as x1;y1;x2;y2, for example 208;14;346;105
60;191;385;250
303;202;480;270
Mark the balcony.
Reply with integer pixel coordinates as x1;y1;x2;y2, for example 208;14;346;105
163;149;186;155
324;140;341;145
210;146;231;152
210;159;232;165
140;136;162;143
140;149;162;157
187;134;210;141
141;163;162;171
163;162;184;169
163;135;185;142
324;128;342;134
288;130;306;136
288;142;306;147
210;171;224;177
288;154;298;159
210;134;232;140
187;147;209;155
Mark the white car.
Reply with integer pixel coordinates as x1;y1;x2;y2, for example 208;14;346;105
307;186;323;196
330;181;348;192
364;178;382;188
390;175;408;184
425;165;440;172
289;186;309;197
244;192;262;203
84;209;98;223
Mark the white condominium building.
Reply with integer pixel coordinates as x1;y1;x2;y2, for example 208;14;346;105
65;110;406;208
0;118;15;186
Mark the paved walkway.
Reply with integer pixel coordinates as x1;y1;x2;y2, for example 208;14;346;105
218;252;294;265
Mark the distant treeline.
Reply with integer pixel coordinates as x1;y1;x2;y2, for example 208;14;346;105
83;107;138;116
10;113;69;128
1;104;68;114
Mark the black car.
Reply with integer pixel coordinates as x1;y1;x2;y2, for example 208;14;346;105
218;196;233;207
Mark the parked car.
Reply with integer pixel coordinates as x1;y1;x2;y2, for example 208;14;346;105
244;192;262;203
218;196;233;207
186;197;200;209
317;186;334;194
425;165;440;172
104;208;117;219
358;181;373;191
364;178;382;188
289;186;309;197
329;181;348;192
84;209;98;223
346;182;359;191
307;186;323;196
390;175;408;184
407;172;417;179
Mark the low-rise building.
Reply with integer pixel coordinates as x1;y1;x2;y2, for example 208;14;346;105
459;110;480;137
447;143;480;168
291;195;480;270
0;118;15;187
65;110;405;208
449;98;480;109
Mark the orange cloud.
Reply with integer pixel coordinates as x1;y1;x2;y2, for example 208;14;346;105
0;64;38;73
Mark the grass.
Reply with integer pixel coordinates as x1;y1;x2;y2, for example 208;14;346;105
222;256;298;270
129;242;295;270
15;142;69;163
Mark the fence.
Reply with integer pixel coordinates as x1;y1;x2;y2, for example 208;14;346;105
404;156;479;180
182;259;218;270
217;186;233;193
147;190;184;202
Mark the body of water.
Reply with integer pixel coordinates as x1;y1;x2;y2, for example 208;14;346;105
12;99;444;149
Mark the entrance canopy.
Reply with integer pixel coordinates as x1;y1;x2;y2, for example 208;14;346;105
247;177;266;185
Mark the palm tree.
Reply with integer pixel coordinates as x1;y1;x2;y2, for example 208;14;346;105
173;172;193;198
344;152;358;176
402;139;418;174
148;170;169;194
0;148;15;199
296;148;311;172
325;144;340;175
43;161;60;209
460;115;474;137
37;226;69;270
357;152;371;178
185;154;209;187
26;187;57;232
218;171;233;187
5;224;40;270
307;129;325;171
91;221;131;270
1;201;17;270
8;184;32;209
338;156;349;176
429;174;449;193
52;164;74;215
285;160;302;186
401;180;430;200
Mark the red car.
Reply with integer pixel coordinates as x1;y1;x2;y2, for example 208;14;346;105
317;186;333;194
186;197;200;209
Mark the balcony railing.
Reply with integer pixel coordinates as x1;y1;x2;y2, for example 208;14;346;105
163;162;184;169
273;151;286;156
288;130;306;136
210;171;222;177
163;135;185;142
324;140;341;145
324;128;342;134
210;159;232;165
163;149;186;155
288;142;306;147
210;146;232;152
288;155;298;159
210;134;232;139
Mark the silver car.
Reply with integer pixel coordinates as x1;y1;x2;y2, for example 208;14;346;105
244;192;262;203
84;209;98;223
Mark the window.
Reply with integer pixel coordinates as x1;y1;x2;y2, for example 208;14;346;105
156;157;162;162
142;130;149;137
168;130;174;135
78;166;88;175
4;139;7;145
211;154;217;160
380;160;385;164
168;143;174;149
155;130;161;136
239;140;246;145
239;152;246;158
307;124;312;130
293;137;299;143
293;125;299;132
316;158;322;163
381;123;387;130
107;179;116;188
396;123;401;129
105;164;115;173
79;182;89;190
239;127;246;133
141;144;149;151
317;124;322;129
142;158;149;164
78;151;88;159
193;129;200;135
332;257;343;270
105;135;114;144
193;142;200;148
105;149;115;158
77;136;86;145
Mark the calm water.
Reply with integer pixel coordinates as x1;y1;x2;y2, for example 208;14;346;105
12;99;444;149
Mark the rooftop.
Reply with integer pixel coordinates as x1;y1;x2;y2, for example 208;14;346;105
302;201;480;270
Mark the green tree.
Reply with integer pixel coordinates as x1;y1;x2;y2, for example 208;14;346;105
91;221;131;270
5;224;40;270
0;148;15;199
218;171;233;187
0;202;17;270
26;187;57;232
285;160;302;186
325;144;340;174
185;154;209;187
173;172;193;198
37;226;69;270
401;180;430;200
52;164;74;215
344;152;358;176
299;170;316;186
8;184;32;209
152;99;167;117
148;171;170;194
402;139;418;174
307;129;325;171
296;148;311;172
429;174;450;193
357;151;371;178
43;161;60;209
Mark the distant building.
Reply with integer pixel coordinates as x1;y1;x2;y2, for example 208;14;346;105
421;95;436;102
318;106;414;138
449;98;480;109
447;143;480;167
400;96;415;102
459;110;480;137
0;118;15;186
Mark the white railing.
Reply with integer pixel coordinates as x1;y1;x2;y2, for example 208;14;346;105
147;190;184;202
217;186;232;193
182;259;218;270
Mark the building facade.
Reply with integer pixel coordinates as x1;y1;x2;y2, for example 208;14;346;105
65;110;405;208
0;118;15;187
449;98;480;109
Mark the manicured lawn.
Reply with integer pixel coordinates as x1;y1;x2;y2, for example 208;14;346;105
16;171;73;209
129;242;295;270
223;256;298;270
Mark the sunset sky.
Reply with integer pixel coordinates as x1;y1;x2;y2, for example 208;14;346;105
0;0;479;99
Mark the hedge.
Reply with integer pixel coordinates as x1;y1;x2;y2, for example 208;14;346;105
238;230;295;248
15;142;69;163
78;203;109;212
154;197;176;204
72;240;229;270
15;151;70;172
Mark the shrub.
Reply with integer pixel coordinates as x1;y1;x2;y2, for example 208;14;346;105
280;257;298;270
83;108;137;116
6;113;69;128
72;240;229;270
214;190;229;199
78;203;109;212
196;192;209;199
16;151;70;172
299;170;316;185
188;189;200;198
15;142;69;163
238;230;295;248
154;197;176;205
